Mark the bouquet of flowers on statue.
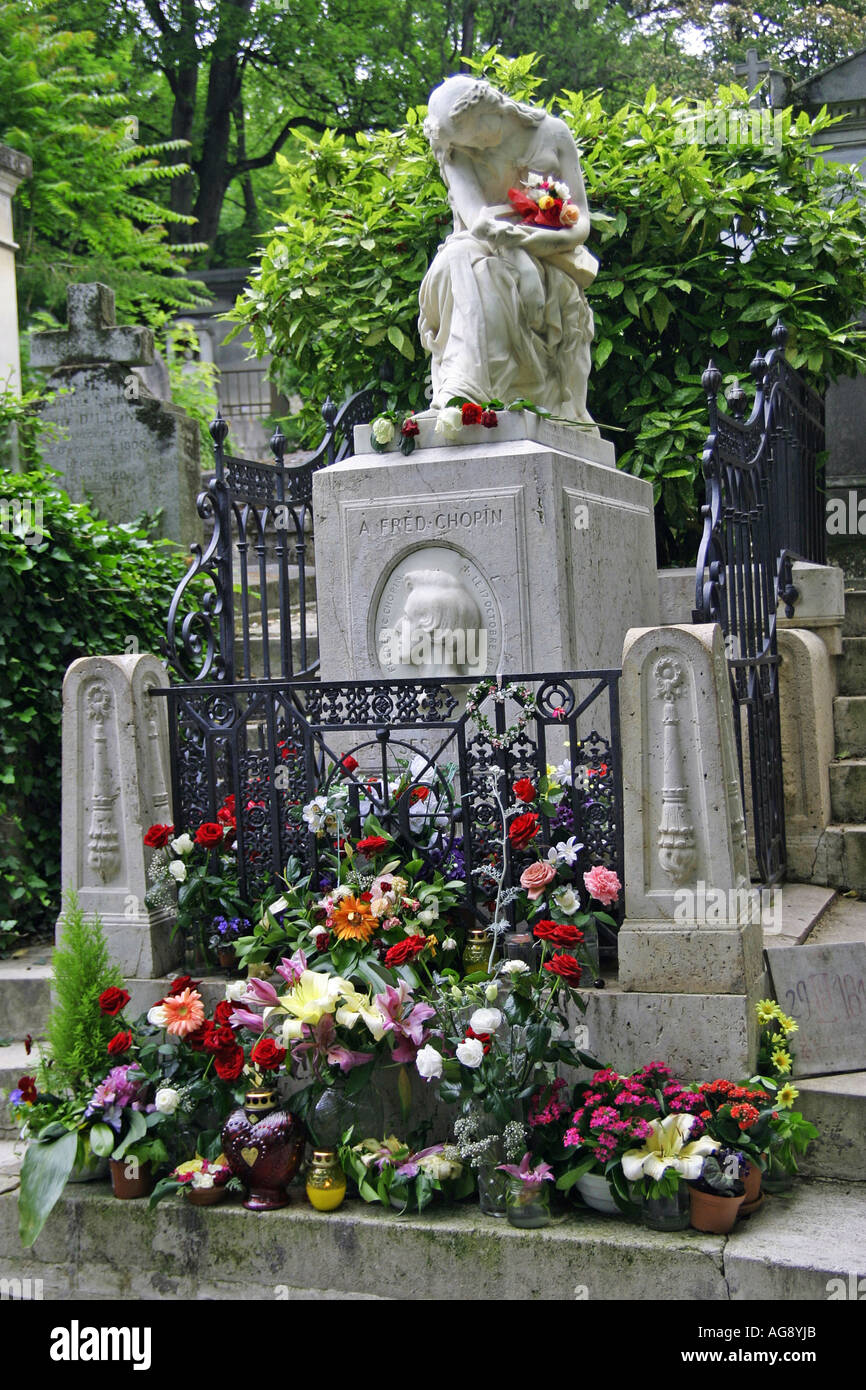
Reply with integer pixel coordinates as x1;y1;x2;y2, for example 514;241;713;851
507;172;581;229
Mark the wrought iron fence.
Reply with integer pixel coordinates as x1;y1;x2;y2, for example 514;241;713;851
693;322;825;883
163;388;381;684
152;671;624;947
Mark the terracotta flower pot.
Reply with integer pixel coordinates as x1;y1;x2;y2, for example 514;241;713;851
221;1090;305;1211
739;1160;763;1215
689;1184;745;1234
109;1158;154;1200
186;1184;227;1207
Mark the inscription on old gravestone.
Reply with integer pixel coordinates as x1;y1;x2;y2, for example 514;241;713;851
30;283;201;547
766;942;866;1075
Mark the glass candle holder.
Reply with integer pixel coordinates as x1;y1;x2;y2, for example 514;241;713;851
505;1178;551;1229
503;931;536;967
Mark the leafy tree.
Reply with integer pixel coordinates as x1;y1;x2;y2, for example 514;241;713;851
0;0;206;321
231;52;866;561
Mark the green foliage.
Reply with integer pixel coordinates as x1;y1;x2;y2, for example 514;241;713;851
233;54;866;562
159;318;220;453
45;893;125;1090
0;389;193;935
0;0;206;322
18;1126;78;1247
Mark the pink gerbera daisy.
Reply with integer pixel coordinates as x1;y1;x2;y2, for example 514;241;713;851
150;988;206;1037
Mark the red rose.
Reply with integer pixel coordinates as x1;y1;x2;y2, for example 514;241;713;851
384;936;427;968
508;812;540;849
107;1030;133;1056
213;1000;235;1026
533;919;561;941
251;1038;287;1071
481;409;498;428
401;417;420;437
143;823;173;848
512;777;536;803
195;822;225;847
98;987;130;1017
214;1046;245;1081
551;923;584;947
186;1024;208;1052
167;975;199;997
462;402;483;425
410;786;430;803
465;1026;492;1054
356;835;390;854
543;952;583;987
213;1024;236;1051
217;805;236;826
341;755;359;772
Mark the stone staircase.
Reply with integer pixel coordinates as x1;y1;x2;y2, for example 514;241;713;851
816;590;866;890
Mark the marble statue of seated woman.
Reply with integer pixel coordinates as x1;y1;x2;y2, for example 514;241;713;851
419;75;598;425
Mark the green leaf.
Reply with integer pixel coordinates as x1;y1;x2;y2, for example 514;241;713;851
397;1064;413;1123
111;1108;146;1161
18;1130;79;1248
89;1122;115;1157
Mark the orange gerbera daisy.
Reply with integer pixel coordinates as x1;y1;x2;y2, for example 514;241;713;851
331;896;378;943
151;988;206;1037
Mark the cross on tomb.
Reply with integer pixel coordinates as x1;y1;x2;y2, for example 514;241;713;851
30;282;154;372
733;47;787;111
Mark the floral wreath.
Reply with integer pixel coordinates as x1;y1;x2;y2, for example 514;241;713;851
465;678;536;750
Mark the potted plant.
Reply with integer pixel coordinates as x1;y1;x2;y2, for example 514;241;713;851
208;915;250;972
84;1062;169;1199
621;1114;718;1229
688;1147;747;1232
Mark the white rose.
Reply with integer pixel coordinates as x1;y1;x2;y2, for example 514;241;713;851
484;982;499;1003
371;416;395;445
224;979;248;1001
442;937;457;952
415;1044;444;1082
168;859;187;882
170;833;194;856
193;1172;215;1190
147;1003;168;1026
552;886;580;916
434;406;463;440
154;1087;180;1115
456;1037;485;1068
469;1007;502;1035
500;961;530;976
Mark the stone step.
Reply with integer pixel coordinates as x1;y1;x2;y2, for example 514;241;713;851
0;947;53;1042
0;1176;861;1300
837;637;866;696
843;590;866;638
244;618;319;681
808;895;866;946
834;697;866;758
762;883;836;946
233;560;317;613
796;1073;866;1181
829;759;866;822
811;824;866;894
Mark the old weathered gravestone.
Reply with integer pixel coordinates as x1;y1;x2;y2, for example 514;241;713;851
30;283;201;546
766;942;866;1076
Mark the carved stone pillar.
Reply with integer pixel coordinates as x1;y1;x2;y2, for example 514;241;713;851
60;654;181;978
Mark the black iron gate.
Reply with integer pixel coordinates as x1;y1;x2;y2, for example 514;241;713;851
693;322;825;883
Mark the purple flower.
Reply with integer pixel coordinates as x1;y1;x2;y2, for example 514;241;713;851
374;982;435;1064
228;1007;267;1034
276;949;307;987
497;1151;554;1188
242;977;279;1006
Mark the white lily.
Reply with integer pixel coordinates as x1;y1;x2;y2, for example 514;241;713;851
621;1114;718;1183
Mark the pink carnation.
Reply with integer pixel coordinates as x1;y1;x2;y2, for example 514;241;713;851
583;865;621;907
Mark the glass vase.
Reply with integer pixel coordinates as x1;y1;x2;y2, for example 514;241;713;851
309;1080;384;1149
477;1160;509;1216
640;1184;690;1231
506;1179;551;1229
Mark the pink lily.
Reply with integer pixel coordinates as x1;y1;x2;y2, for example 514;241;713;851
275;949;308;987
497;1151;554;1187
393;1143;446;1178
228;1007;267;1034
242;977;279;1006
375;982;435;1064
291;1016;373;1075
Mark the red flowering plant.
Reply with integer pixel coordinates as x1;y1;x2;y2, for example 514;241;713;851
143;795;253;964
667;1076;779;1167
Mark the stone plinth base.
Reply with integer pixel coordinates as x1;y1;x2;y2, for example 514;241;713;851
583;985;760;1080
617;918;764;995
313;414;658;680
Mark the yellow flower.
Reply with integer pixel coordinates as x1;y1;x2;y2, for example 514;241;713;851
756;998;781;1027
777;1083;799;1108
277;969;345;1029
425;934;438;956
537;194;555;211
778;1014;799;1035
771;1047;792;1074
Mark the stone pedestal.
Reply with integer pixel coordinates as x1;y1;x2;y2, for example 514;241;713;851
313;413;658;681
60;654;181;977
587;624;763;1078
0;145;32;397
30;283;201;547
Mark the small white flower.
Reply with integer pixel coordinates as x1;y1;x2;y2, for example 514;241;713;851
415;1044;444;1081
418;1152;462;1180
548;836;582;867
168;859;187;883
552;179;571;201
192;1172;215;1190
552;886;580;916
147;1003;167;1026
224;979;248;1001
154;1087;180;1115
417;907;438;927
372;416;395;445
469;1007;502;1034
442;937;457;952
450;985;463;1003
456;1037;485;1068
500;960;530;977
434;406;463;440
170;833;194;856
484;982;499;1003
